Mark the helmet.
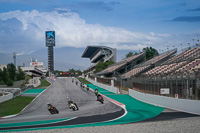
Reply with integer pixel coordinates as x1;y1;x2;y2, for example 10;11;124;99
68;99;73;104
47;103;51;106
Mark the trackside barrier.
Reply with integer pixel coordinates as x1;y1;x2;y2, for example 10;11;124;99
129;89;200;115
0;92;13;103
86;77;119;94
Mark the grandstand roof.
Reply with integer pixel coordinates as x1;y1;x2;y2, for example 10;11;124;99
82;45;116;63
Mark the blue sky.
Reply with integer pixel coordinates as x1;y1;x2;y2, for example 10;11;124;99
0;0;200;54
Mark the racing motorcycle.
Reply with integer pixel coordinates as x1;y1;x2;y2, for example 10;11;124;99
68;101;79;111
47;104;59;114
97;95;104;104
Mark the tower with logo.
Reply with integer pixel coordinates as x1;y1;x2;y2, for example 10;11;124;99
45;31;55;76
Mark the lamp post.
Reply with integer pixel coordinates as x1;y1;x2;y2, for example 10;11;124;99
188;43;190;49
180;43;182;52
193;39;195;47
167;46;169;53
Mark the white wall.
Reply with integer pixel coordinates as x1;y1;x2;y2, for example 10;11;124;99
129;89;200;115
0;92;13;103
86;77;119;94
28;77;41;87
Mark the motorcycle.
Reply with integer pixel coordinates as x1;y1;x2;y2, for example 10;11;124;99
97;95;104;104
48;106;59;114
69;102;79;111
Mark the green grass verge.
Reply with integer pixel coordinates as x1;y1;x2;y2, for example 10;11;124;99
0;96;35;117
34;79;51;89
77;77;91;84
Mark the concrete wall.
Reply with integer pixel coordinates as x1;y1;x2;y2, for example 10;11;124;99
27;77;41;87
0;88;21;98
0;92;13;103
86;77;119;94
129;89;200;115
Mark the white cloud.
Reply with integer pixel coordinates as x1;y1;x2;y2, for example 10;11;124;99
0;9;197;53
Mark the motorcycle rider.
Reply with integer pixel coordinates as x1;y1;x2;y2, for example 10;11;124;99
86;85;89;91
68;100;74;109
94;87;98;95
68;99;79;110
47;103;54;111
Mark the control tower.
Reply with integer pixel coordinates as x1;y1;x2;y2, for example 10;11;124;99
45;31;55;75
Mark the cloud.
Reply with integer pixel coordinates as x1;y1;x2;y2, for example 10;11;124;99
187;7;200;12
171;16;200;22
0;9;194;53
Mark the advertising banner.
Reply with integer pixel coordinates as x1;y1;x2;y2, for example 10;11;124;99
46;31;55;46
160;88;170;94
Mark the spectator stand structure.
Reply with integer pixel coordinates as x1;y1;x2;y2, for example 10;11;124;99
97;52;145;77
120;49;177;88
132;45;200;100
82;46;117;74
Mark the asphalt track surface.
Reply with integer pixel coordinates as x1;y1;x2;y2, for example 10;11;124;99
0;77;123;130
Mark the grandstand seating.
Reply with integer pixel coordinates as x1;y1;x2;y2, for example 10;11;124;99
97;52;144;75
163;47;200;64
135;49;176;68
122;65;150;78
175;59;200;74
121;49;177;78
143;61;188;77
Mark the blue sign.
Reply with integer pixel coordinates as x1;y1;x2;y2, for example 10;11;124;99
46;31;55;39
46;31;55;46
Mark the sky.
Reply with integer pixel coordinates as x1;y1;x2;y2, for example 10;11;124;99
0;0;200;54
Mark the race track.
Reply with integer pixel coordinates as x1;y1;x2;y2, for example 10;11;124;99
0;77;123;130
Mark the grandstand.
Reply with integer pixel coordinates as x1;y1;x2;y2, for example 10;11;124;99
121;49;177;78
82;46;116;73
85;44;200;100
97;52;145;76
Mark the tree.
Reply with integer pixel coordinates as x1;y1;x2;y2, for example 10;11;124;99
7;63;16;81
17;66;25;80
2;67;9;85
126;52;134;58
69;69;75;73
143;47;159;60
94;60;114;73
0;69;5;85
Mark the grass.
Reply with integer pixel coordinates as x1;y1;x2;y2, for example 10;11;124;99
77;77;91;84
0;96;35;117
34;78;51;89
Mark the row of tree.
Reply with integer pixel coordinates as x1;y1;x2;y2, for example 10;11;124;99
0;63;25;86
126;47;159;60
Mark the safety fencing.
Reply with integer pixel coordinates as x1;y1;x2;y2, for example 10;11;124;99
86;76;200;115
86;76;119;94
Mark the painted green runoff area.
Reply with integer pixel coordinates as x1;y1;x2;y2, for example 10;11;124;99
0;84;164;132
23;89;45;94
0;96;34;117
